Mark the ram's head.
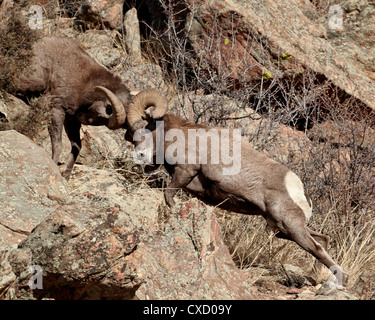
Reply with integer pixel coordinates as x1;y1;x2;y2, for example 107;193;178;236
77;87;168;130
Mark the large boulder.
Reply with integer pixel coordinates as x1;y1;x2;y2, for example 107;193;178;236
0;130;67;248
118;63;169;96
136;199;254;299
179;0;375;110
13;197;253;299
123;7;143;66
0;94;32;132
77;30;121;67
0;156;254;299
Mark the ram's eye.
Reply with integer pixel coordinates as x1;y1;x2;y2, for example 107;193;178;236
106;105;113;116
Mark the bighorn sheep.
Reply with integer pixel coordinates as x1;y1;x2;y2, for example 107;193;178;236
125;112;344;284
14;36;167;177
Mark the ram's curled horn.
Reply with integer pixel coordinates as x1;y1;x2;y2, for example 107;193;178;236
127;89;168;131
93;86;126;129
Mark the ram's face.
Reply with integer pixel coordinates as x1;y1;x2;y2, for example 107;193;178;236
76;100;113;126
125;126;156;164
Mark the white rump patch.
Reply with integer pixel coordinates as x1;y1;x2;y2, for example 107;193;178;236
284;171;312;223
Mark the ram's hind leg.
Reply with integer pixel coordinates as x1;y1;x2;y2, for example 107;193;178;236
267;203;343;285
284;223;347;286
285;224;336;270
306;227;334;281
308;228;329;250
276;225;332;265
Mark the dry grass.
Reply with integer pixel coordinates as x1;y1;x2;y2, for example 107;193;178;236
216;210;307;269
216;200;375;286
320;207;375;285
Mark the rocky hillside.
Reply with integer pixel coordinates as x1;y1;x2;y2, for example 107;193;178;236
0;130;360;300
1;0;374;300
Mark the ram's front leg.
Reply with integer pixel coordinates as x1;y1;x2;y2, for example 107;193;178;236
48;106;65;165
61;116;82;178
164;166;198;207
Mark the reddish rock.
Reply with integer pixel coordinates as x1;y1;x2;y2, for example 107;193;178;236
136;200;254;299
10;198;253;299
181;0;375;110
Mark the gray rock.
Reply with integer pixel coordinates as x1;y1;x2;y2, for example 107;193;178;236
280;264;306;288
123;8;143;66
183;0;375;110
316;281;359;300
0;95;31;132
119;63;168;95
78;0;125;30
78;30;121;67
0;130;67;248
